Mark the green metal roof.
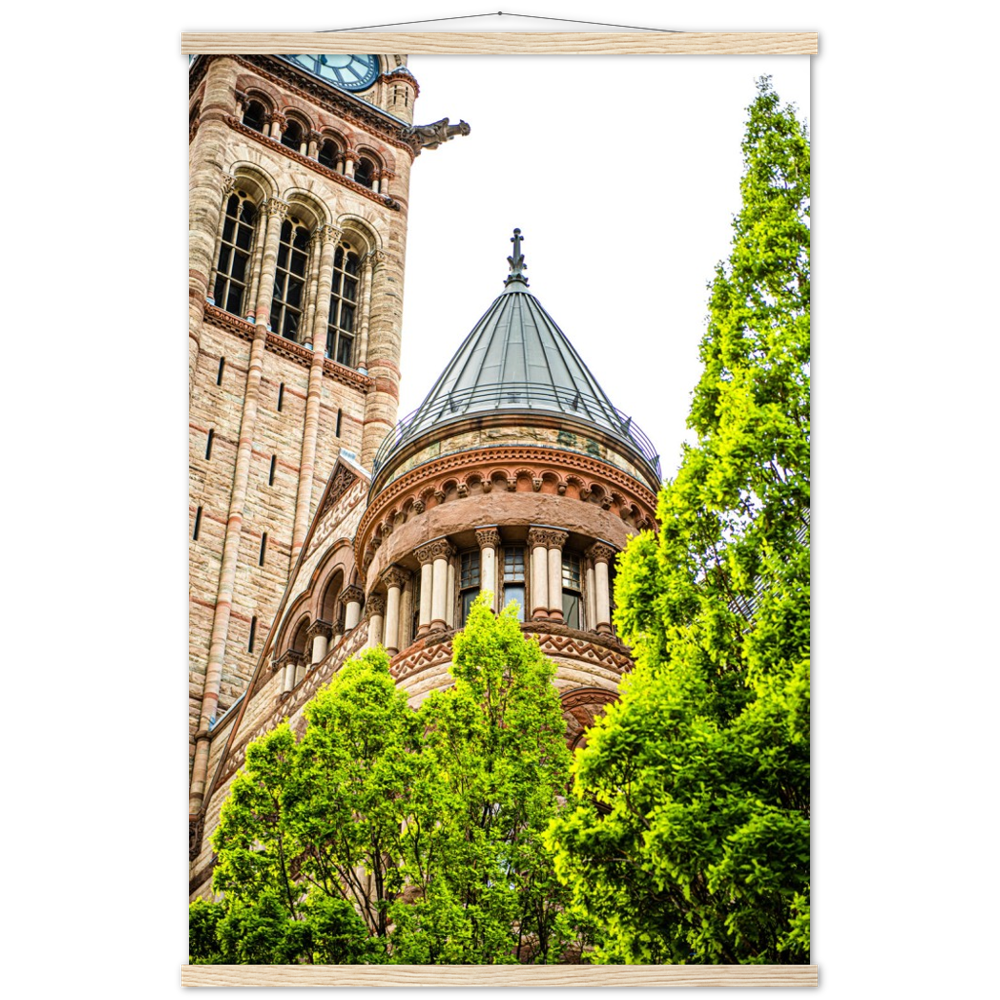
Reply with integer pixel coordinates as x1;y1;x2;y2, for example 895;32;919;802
372;230;661;488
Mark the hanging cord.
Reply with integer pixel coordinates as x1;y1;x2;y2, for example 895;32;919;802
321;12;682;33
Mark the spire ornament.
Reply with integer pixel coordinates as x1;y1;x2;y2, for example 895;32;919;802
505;228;528;286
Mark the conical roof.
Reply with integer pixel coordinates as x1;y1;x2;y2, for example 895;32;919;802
372;230;660;488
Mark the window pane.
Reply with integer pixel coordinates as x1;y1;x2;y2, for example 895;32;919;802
334;247;344;269
222;216;235;243
461;588;480;625
277;243;289;270
226;286;243;315
287;277;303;309
503;547;525;582
563;591;580;629
213;274;227;304
562;553;581;588
284;311;299;340
340;304;354;333
336;335;353;366
231;250;248;283
460;552;481;588
343;277;357;301
504;584;525;621
345;253;360;276
217;245;231;275
235;222;253;250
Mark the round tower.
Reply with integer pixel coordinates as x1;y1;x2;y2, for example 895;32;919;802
356;231;662;741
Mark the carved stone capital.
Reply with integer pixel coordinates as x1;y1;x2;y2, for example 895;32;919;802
475;527;501;550
265;197;289;219
528;527;567;550
415;539;454;564
221;175;237;197
340;584;364;607
277;648;303;667
308;130;323;145
266;112;286;128
319;224;343;245
306;619;333;641
368;248;388;270
367;593;386;617
381;566;408;591
586;541;617;564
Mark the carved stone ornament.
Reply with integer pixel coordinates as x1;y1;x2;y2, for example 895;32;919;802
368;248;388;269
306;619;333;640
411;498;425;514
266;197;289;219
267;112;287;128
433;489;446;504
381;566;409;590
475;527;501;549
221;175;237;197
277;648;303;667
532;477;543;492
456;483;469;498
401;117;471;151
415;539;454;563
528;527;568;549
320;224;343;245
586;541;617;564
340;584;364;607
308;130;323;145
366;593;386;617
481;480;493;494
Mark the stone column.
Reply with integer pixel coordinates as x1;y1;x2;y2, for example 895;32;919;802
546;529;568;622
206;175;236;304
267;112;285;143
254;198;289;327
445;557;456;628
366;593;386;649
188;55;239;404
341;584;364;631
360;248;402;467
332;613;345;647
399;579;414;651
419;539;453;632
307;130;321;158
587;542;617;636
344;150;356;177
307;620;333;666
356;252;376;374
279;650;302;693
585;562;597;633
476;527;501;611
310;225;341;349
527;528;550;620
415;543;435;636
288;225;341;566
381;567;407;656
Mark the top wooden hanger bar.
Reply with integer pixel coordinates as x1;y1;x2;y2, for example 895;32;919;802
181;32;818;56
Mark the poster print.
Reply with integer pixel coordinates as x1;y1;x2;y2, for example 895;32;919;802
187;45;811;979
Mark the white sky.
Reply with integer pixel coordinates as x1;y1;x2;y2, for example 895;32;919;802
398;55;810;481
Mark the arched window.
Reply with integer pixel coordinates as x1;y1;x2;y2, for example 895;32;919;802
270;217;311;340
318;139;339;169
242;100;266;133
354;157;376;189
327;245;360;366
214;191;258;316
281;119;303;152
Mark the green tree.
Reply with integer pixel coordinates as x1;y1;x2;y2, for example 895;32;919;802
189;649;412;964
546;76;810;965
190;601;578;964
392;596;576;964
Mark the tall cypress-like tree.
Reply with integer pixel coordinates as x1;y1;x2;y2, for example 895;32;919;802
546;77;810;965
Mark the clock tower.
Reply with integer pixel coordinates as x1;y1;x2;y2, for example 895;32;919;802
187;53;465;806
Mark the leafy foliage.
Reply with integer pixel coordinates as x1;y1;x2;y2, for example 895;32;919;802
545;77;810;965
189;600;577;965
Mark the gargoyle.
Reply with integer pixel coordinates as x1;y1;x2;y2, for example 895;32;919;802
401;118;471;151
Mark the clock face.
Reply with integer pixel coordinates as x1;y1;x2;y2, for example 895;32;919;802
283;54;380;92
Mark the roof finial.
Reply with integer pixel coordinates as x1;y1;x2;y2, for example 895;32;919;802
505;228;528;286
